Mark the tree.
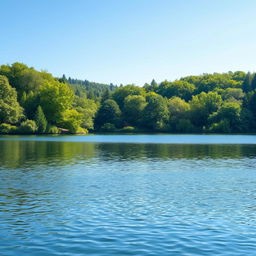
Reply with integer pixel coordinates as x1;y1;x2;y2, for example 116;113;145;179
142;94;169;130
168;97;190;119
0;75;23;124
123;95;147;127
208;102;242;132
34;105;47;133
22;91;40;119
182;73;242;94
0;63;43;97
112;85;145;109
143;79;158;92
73;96;98;130
251;73;256;91
60;109;83;133
242;72;253;92
189;92;222;128
101;89;110;103
94;99;121;129
248;91;256;118
157;80;195;101
168;97;190;131
39;80;74;123
216;88;244;102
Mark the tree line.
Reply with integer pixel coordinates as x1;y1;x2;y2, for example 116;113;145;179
0;62;256;134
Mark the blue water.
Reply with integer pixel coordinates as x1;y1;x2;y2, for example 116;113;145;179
1;134;256;144
0;135;256;255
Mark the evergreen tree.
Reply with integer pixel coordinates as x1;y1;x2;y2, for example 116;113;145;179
251;73;256;91
20;91;27;107
101;89;110;103
242;72;253;92
150;79;158;91
35;105;47;133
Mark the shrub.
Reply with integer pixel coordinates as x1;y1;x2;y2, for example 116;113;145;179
47;125;60;134
18;120;38;134
208;119;231;133
59;109;83;133
121;126;136;132
176;119;195;133
100;123;116;132
76;127;88;134
0;123;17;134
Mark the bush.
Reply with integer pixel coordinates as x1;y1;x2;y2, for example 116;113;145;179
59;109;83;133
18;120;38;134
100;123;116;132
176;119;195;133
208;119;231;133
0;123;17;134
47;125;60;134
120;126;136;132
76;127;88;134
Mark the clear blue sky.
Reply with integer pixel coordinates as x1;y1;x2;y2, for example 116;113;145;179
1;0;256;85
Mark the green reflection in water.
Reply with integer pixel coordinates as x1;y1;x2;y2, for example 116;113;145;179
0;139;256;169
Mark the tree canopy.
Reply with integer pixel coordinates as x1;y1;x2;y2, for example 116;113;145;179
0;62;255;134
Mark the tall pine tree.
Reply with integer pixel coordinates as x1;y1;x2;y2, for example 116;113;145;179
251;73;256;91
35;105;47;133
242;72;253;92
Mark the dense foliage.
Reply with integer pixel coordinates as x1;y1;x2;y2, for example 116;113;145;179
0;62;256;134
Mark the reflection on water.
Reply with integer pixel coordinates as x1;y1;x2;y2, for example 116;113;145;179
0;136;256;256
1;140;256;169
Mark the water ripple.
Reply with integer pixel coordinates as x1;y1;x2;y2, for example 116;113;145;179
0;138;256;255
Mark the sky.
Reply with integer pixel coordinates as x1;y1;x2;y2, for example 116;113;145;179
1;0;256;85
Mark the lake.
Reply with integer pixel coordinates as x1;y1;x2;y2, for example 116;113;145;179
0;135;256;255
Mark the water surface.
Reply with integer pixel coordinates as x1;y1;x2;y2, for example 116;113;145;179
0;135;256;255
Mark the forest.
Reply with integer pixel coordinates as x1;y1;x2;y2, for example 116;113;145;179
0;62;256;134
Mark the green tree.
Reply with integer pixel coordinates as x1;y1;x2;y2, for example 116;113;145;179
248;91;256;119
251;73;256;91
39;80;74;123
95;99;121;129
168;97;190;131
0;63;43;97
158;80;195;101
189;92;222;128
60;109;83;133
242;72;253;92
215;88;244;102
101;89;110;103
208;102;242;132
182;73;242;93
34;105;47;133
143;79;158;92
22;91;40;119
168;97;190;119
142;94;169;130
73;96;98;130
0;75;23;124
123;95;147;127
112;85;145;109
